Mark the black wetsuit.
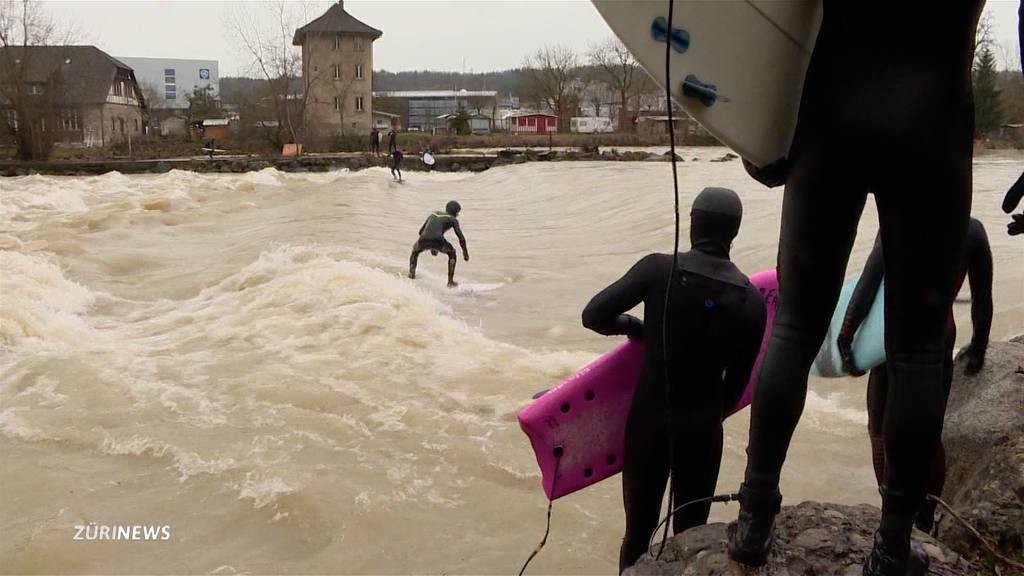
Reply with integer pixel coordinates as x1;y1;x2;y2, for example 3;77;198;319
387;131;397;154
840;218;992;532
409;211;467;284
582;249;765;572
733;2;990;571
391;150;404;179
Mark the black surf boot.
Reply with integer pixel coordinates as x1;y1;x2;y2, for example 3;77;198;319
728;483;782;566
863;487;928;576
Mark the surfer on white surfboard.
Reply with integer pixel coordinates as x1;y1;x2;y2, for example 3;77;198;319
408;201;469;288
581;187;765;572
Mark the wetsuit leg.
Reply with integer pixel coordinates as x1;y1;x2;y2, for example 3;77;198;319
619;388;669;573
916;325;957;531
409;241;428;278
441;241;457;285
873;150;970;502
670;410;723;533
866;365;888;488
742;139;868;492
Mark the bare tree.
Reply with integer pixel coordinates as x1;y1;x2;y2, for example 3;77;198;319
227;1;321;148
522;45;586;132
0;0;75;160
589;38;649;132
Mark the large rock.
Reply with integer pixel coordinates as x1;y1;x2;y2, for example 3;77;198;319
938;339;1024;563
625;502;973;575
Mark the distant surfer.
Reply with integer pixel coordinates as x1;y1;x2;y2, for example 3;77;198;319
370;127;380;156
387;128;397;154
581;187;766;572
729;4;994;575
409;200;469;288
838;217;992;534
421;147;435;172
390;149;404;181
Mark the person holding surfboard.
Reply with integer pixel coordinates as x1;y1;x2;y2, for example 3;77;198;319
581;187;765;572
408;200;469;288
729;4;997;575
837;217;992;535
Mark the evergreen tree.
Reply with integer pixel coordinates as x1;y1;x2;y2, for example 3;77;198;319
973;45;1003;134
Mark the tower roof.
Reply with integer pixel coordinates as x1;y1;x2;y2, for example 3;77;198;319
292;1;382;45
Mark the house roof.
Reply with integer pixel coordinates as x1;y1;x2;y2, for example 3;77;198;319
373;90;498;99
292;2;382;45
504;112;558;119
0;45;140;105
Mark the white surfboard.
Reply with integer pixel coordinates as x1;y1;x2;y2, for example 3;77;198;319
422;152;436;166
591;0;822;168
452;282;504;295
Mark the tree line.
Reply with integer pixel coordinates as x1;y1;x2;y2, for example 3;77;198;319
3;0;1022;161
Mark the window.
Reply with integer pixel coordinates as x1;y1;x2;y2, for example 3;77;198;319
354;36;363;51
333;35;340;50
355;64;363;79
113;81;123;97
333;96;340;111
134;119;139;132
164;68;176;101
60;109;80;131
119;118;125;134
112;118;116;132
333;64;341;79
355;96;364;112
6;109;16;130
28;84;42;95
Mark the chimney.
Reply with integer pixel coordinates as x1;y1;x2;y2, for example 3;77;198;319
338;0;344;9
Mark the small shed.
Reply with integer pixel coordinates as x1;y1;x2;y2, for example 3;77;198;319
505;112;557;134
373;110;401;131
202;118;230;140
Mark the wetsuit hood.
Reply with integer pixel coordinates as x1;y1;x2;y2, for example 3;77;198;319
446;200;461;216
690;187;742;258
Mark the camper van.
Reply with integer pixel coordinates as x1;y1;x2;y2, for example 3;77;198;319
570;117;614;134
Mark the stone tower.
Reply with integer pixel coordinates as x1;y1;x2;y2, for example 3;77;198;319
293;1;382;138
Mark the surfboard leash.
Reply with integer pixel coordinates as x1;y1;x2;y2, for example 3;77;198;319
648;492;740;557
517;446;562;576
655;0;682;561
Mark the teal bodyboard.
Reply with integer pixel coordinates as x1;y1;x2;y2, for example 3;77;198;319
812;273;886;377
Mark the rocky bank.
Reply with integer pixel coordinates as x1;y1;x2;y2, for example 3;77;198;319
624;338;1024;575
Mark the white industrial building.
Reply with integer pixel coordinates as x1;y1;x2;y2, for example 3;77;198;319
118;57;219;109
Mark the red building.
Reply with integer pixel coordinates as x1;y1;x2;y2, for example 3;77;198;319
505;112;558;134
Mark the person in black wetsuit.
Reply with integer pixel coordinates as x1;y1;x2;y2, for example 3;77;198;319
728;4;1013;575
581;187;766;573
409;200;469;287
1002;4;1024;236
837;218;992;534
391;149;404;181
387;128;397;154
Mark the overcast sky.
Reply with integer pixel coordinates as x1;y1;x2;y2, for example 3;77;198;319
40;0;1023;76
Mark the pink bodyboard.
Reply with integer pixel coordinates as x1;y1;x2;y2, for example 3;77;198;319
517;268;778;500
